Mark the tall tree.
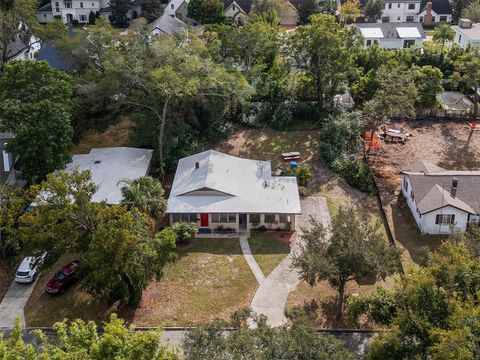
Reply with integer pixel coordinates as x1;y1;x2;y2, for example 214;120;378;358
433;24;455;48
463;0;480;22
340;0;361;22
183;310;355;359
451;0;469;23
109;0;130;27
452;50;480;119
412;65;444;109
297;0;320;24
252;0;285;18
363;0;384;22
143;0;163;22
292;206;400;318
0;61;73;182
363;65;417;133
187;0;225;24
1;315;177;359
287;14;356;110
121;176;167;219
19;170;177;306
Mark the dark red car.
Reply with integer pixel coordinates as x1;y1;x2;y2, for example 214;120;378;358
45;260;79;295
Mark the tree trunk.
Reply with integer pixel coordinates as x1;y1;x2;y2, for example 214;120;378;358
474;84;478;121
337;281;346;320
157;97;169;175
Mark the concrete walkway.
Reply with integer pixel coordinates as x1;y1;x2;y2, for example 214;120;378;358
251;197;331;326
239;233;265;284
0;280;38;329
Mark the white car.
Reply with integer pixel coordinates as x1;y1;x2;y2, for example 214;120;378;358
15;253;46;284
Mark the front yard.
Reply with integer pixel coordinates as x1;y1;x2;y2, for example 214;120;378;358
248;234;292;277
121;238;257;326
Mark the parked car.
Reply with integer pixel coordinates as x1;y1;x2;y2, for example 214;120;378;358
45;260;79;295
15;253;47;284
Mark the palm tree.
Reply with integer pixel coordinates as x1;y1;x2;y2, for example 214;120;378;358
432;24;455;48
120;176;167;219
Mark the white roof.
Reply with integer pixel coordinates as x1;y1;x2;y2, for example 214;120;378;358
65;147;153;205
359;27;384;38
396;27;421;38
167;150;301;214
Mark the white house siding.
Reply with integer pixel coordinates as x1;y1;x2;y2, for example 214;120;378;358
169;213;294;232
402;175;423;228
453;30;480;49
37;12;54;22
365;38;423;49
418;9;451;23
421;206;469;234
382;1;420;22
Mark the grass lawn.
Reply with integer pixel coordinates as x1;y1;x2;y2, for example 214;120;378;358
120;238;257;326
25;254;111;327
248;235;291;277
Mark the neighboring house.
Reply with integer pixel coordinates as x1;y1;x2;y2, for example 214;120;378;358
63;147;153;204
401;161;480;234
453;19;480;49
0;133;15;185
164;0;189;21
151;13;187;36
223;0;299;26
380;0;451;23
355;22;425;49
436;91;474;114
6;34;41;61
37;0;141;24
166;150;301;232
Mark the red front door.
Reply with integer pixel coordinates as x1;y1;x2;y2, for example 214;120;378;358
200;214;209;227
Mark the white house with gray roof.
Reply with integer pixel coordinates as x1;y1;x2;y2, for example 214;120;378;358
354;22;425;49
401;161;480;234
167;150;301;232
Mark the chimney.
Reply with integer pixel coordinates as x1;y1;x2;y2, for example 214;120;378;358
450;177;458;198
459;18;473;29
424;1;433;25
195;161;199;169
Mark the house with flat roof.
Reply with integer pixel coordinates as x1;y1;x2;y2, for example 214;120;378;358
401;161;480;234
166;150;301;232
64;147;153;204
354;22;425;49
453;19;480;49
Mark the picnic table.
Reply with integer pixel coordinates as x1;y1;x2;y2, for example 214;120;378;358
282;151;300;161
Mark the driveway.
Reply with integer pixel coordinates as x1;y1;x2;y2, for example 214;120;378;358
250;196;331;326
0;280;37;329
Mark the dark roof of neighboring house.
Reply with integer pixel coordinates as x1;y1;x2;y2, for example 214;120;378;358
151;14;187;36
38;3;52;12
224;0;253;13
6;36;30;59
402;161;480;214
420;0;452;15
99;6;111;12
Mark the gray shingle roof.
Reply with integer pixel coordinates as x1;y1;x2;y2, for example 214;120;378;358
151;14;187;36
404;161;480;215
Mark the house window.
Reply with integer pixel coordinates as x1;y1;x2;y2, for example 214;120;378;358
264;214;276;223
382;16;390;22
397;16;401;20
232;5;235;10
406;15;414;22
211;213;236;223
65;2;72;8
397;3;400;7
80;14;87;21
172;213;197;223
404;39;415;48
420;16;424;22
435;214;455;225
410;191;415;201
439;16;447;22
171;4;174;8
249;213;260;224
279;214;289;223
388;3;392;9
366;39;372;46
80;1;83;7
408;3;415;9
432;16;436;22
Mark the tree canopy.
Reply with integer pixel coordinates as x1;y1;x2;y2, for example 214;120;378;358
187;0;225;24
0;61;73;182
363;0;384;22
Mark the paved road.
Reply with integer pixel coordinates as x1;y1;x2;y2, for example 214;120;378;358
251;196;331;326
0;280;38;329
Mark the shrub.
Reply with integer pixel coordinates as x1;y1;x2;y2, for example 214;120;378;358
171;221;197;244
296;165;312;187
271;102;293;129
72;19;79;25
339;159;376;194
298;186;309;198
347;288;398;326
257;225;267;232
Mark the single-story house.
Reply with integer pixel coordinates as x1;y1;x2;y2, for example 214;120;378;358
453;19;480;49
166;150;301;232
64;147;153;204
401;161;480;234
151;13;187;36
354;22;425;49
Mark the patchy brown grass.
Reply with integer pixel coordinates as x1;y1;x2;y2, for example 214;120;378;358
72;117;135;155
120;238;257;326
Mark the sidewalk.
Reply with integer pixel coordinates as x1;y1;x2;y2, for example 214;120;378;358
0;280;37;329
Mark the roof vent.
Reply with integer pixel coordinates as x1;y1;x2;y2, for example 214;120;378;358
94;160;101;164
195;161;199;169
459;18;472;29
